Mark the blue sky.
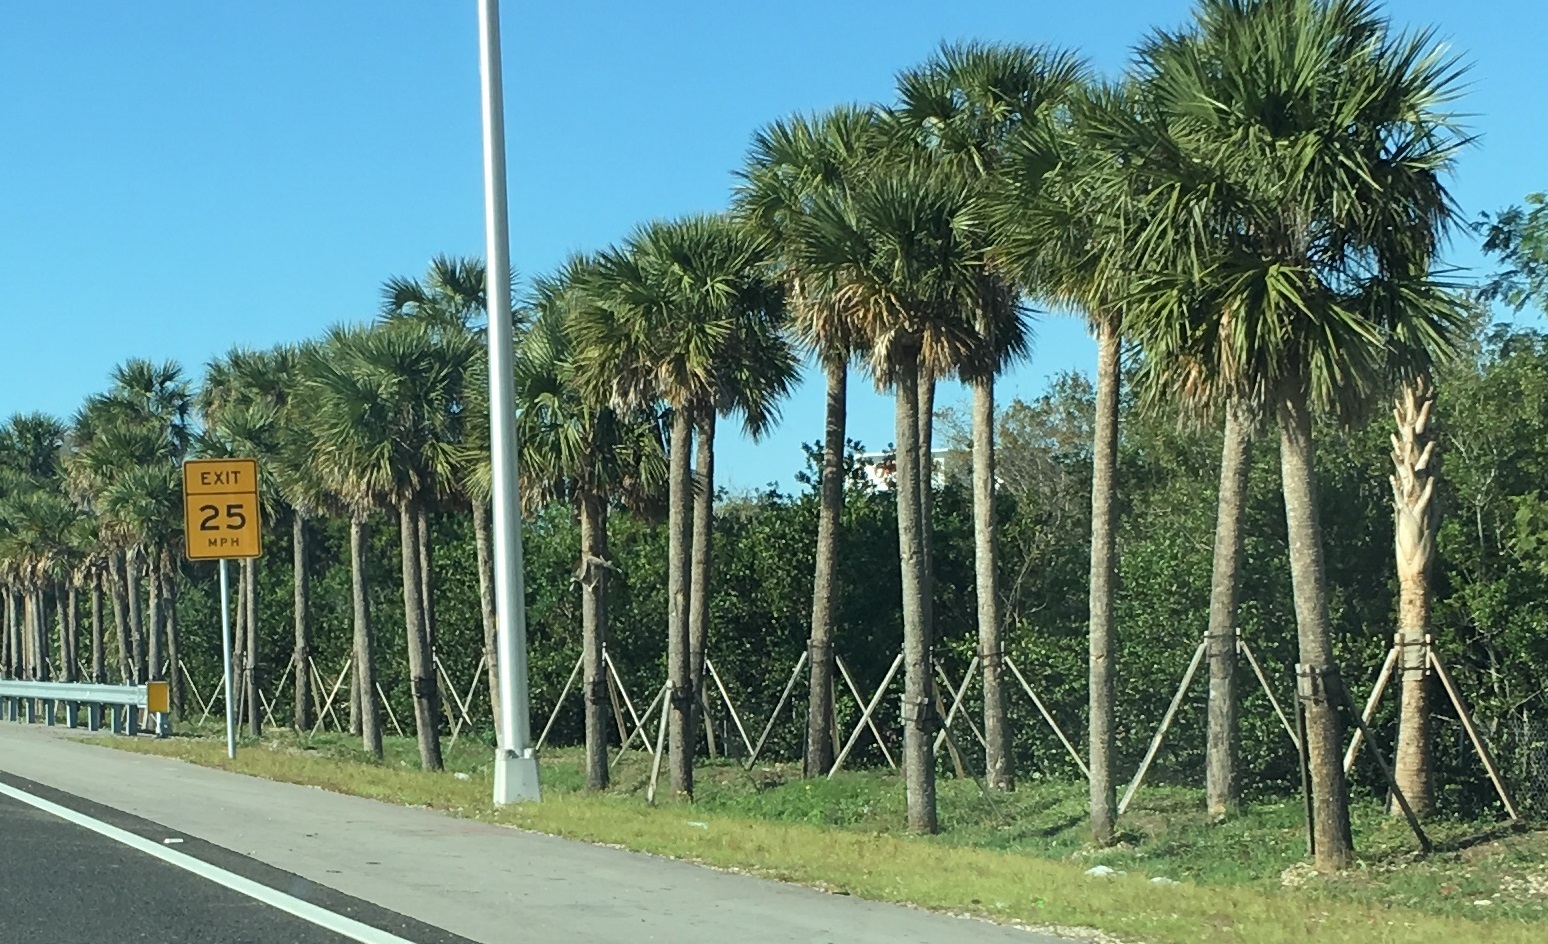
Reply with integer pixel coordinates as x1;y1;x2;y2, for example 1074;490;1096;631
2;1;1544;492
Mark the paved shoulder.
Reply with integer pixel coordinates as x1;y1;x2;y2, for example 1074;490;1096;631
0;726;1066;944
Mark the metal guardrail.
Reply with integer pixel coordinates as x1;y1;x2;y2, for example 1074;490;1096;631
0;680;169;736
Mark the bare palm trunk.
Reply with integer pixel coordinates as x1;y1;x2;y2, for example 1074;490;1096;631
232;563;248;726
1206;406;1252;818
109;551;130;684
806;360;846;776
580;490;611;790
56;583;72;682
127;550;146;684
399;499;443;770
667;407;695;798
163;562;181;716
917;372;937;655
90;573;105;684
3;589;17;677
895;348;938;833
1088;319;1120;845
147;555;163;684
473;499;501;728
293;513;313;732
417;503;436;657
973;374;1012;790
689;410;716;755
245;557;261;737
63;581;79;683
350;514;383;758
1279;388;1355;872
1392;377;1437;817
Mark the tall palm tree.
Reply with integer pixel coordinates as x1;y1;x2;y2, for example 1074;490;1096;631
736;104;885;775
574;214;795;799
306;321;478;771
518;258;668;789
1391;373;1437;815
1118;0;1470;869
896;40;1085;792
792;159;983;832
995;82;1139;843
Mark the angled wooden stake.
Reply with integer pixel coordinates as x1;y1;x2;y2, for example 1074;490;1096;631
835;655;896;769
536;651;584;751
829;652;903;779
1119;640;1207;815
1343;644;1398;774
744;651;806;770
706;658;754;757
1004;655;1089;778
1430;649;1520;822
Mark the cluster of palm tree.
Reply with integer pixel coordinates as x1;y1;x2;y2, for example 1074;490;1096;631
0;0;1472;872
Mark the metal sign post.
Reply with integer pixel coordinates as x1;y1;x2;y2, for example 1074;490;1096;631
183;458;262;761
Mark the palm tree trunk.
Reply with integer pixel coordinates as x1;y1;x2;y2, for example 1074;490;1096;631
689;410;716;756
293;513;313;732
245;557;262;737
973;374;1012;791
473;499;501;728
1392;376;1437;817
58;582;75;683
917;371;937;654
32;589;49;680
580;489;611;791
806;359;846;776
126;550;146;684
147;554;163;684
164;561;181;716
894;348;938;833
667;407;695;798
109;551;130;684
1206;406;1252;818
399;499;443;770
417;503;437;658
350;514;383;758
1279;387;1355;872
1088;318;1121;845
3;589;17;677
90;573;105;684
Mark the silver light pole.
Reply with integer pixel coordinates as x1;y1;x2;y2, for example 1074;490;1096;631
479;0;541;804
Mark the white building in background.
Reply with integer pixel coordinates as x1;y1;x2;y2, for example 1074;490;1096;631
855;449;956;492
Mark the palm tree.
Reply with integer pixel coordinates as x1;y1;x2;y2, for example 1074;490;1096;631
574;214;795;799
1117;0;1470;869
518;258;667;789
896;40;1085;792
736;104;886;775
994;82;1138;843
792;158;983;832
305;321;478;771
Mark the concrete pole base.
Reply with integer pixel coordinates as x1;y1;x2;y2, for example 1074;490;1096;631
493;748;542;805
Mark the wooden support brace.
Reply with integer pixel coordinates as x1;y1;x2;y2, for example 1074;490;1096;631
1119;640;1207;815
829;653;903;779
376;682;406;738
933;657;987;754
1240;638;1301;752
536;652;584;751
744;651;807;770
705;658;754;757
1004;656;1089;778
309;658;351;737
835;655;896;769
645;682;670;805
1430;649;1520;822
1343;645;1398;775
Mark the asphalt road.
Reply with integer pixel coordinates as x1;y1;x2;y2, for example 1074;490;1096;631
0;776;471;944
1;725;1069;944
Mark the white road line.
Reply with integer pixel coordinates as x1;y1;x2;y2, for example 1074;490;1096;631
0;780;418;944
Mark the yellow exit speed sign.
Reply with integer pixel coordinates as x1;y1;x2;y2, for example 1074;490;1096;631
183;458;262;560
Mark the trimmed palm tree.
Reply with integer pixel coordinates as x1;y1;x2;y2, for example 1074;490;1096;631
896;40;1085;792
305;321;478;771
791;158;983;832
1117;0;1470;869
994;81;1139;843
574;214;795;799
518;258;668;789
736;104;885;775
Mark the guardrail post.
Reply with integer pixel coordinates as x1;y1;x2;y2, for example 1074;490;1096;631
87;703;102;731
24;698;36;724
